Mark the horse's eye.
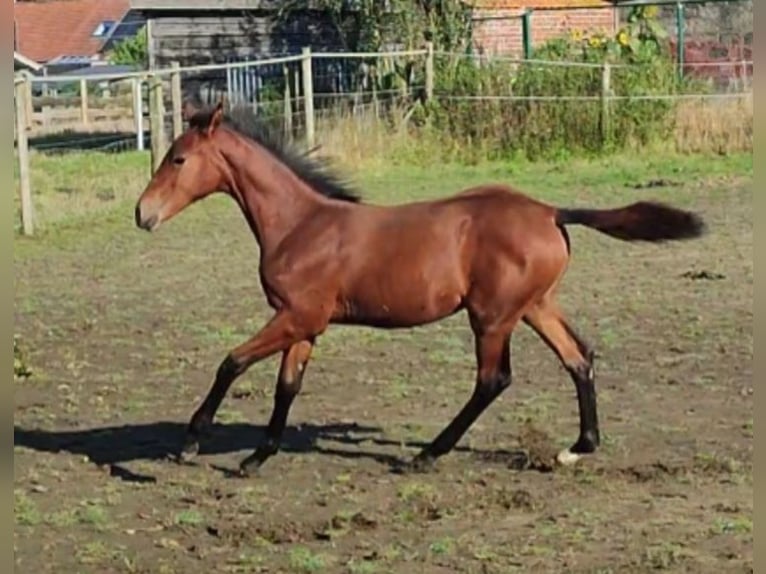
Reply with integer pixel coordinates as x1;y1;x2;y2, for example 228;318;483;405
173;156;186;166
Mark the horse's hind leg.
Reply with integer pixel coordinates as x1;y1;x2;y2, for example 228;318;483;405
403;321;515;473
523;299;600;466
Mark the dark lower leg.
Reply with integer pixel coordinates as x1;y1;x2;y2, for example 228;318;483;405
562;321;600;452
567;350;600;453
179;312;307;460
180;355;241;458
239;379;302;473
409;334;511;470
239;341;312;474
523;304;600;460
414;374;510;464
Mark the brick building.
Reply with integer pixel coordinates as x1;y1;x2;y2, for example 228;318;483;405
468;0;619;57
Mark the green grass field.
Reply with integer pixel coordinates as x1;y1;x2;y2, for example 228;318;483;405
14;148;751;236
14;149;752;573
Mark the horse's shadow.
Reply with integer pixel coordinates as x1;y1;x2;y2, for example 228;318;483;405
14;421;386;481
14;420;533;483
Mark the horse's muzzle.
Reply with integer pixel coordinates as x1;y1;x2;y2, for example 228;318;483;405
134;203;158;232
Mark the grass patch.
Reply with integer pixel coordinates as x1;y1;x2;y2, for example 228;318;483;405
641;542;691;570
14;149;147;232
693;452;744;476
76;502;111;530
428;537;455;556
13;145;751;237
75;540;126;565
711;516;753;536
174;509;205;527
347;560;379;574
14;490;41;526
288;546;327;573
226;552;264;572
216;409;249;424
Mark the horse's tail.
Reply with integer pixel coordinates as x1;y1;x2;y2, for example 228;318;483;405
554;200;706;243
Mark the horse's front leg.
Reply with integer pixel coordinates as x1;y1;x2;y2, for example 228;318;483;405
238;339;314;475
178;311;315;463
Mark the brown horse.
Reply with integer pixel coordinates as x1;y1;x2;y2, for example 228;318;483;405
134;101;705;476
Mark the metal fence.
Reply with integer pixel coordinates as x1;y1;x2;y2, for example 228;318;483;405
471;0;752;86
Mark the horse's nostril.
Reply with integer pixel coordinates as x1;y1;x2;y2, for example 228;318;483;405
135;203;158;231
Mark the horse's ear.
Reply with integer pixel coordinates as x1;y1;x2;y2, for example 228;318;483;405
181;100;199;122
207;100;224;136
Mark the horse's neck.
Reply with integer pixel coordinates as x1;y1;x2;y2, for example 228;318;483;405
223;134;322;254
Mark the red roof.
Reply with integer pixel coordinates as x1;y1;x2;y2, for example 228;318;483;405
14;0;130;63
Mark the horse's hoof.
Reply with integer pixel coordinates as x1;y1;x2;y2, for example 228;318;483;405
556;449;583;467
238;462;264;478
176;439;199;464
392;454;437;475
235;465;255;478
238;469;256;480
238;451;269;477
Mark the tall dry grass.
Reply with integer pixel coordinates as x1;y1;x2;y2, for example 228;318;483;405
673;93;753;154
312;103;469;170
313;92;753;170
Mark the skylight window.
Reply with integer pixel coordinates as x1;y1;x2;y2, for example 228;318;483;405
92;20;116;37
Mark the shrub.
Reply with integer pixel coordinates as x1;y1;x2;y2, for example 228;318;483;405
426;7;688;160
14;335;32;380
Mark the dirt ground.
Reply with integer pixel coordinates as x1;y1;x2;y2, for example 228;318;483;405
14;161;752;574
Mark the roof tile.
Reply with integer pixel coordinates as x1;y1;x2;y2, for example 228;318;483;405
15;0;130;63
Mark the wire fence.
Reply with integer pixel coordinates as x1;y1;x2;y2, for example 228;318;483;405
13;41;753;235
471;0;752;80
16;51;752;147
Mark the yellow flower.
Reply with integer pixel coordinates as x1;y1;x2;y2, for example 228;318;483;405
588;37;602;48
571;29;583;41
644;5;659;18
617;30;629;46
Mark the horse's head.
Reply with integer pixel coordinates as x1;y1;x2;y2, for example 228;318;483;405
134;100;229;232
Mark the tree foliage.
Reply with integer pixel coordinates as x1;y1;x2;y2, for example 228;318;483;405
107;26;148;67
276;0;473;52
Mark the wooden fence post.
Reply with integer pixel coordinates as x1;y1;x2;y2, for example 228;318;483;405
301;46;315;149
149;74;166;172
24;76;33;130
741;58;750;92
132;77;144;151
600;62;612;146
283;64;293;139
371;69;379;118
15;75;34;236
294;67;300;117
170;61;183;139
425;41;434;102
79;77;89;125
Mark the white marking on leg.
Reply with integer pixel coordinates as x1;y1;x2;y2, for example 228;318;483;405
556;449;582;466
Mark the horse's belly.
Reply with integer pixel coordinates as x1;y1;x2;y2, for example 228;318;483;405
338;273;465;328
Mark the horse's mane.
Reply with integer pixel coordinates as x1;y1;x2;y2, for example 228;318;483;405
188;103;362;204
